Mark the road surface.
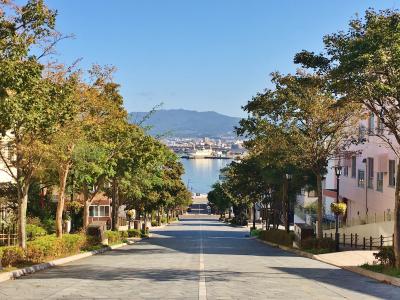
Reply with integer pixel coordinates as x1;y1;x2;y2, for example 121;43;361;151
0;216;398;299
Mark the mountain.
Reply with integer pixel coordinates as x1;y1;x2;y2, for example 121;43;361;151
129;109;240;138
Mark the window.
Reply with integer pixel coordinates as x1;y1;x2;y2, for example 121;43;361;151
358;125;366;142
89;205;110;217
389;160;396;187
89;206;97;217
367;157;374;189
343;166;349;177
377;172;384;191
368;113;375;134
376;117;384;135
351;156;357;178
358;170;365;188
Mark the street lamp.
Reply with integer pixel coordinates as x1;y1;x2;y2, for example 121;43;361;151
334;165;342;252
285;173;293;233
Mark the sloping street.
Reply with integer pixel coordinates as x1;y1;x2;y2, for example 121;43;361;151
0;217;399;300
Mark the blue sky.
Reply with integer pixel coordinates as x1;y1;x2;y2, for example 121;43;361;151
46;0;400;117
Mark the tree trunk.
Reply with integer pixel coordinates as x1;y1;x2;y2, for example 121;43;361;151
17;184;29;249
282;180;288;232
56;164;70;238
394;162;400;268
111;178;119;231
252;202;256;230
83;184;90;231
316;173;323;238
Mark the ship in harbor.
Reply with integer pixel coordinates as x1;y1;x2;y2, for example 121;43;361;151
185;146;213;159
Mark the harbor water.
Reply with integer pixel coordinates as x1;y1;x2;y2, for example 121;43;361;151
180;158;233;194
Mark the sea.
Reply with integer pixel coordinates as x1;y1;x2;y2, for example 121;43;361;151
180;158;233;194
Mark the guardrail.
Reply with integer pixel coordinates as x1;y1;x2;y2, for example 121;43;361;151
323;232;393;250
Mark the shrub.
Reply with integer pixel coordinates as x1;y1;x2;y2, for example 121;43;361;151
119;230;128;239
161;217;167;224
301;237;335;252
0;246;25;267
25;235;62;263
127;229;141;238
27;216;42;226
151;220;158;227
83;235;102;249
25;234;86;263
374;246;395;267
42;218;56;234
60;234;86;256
250;228;262;237
140;228;149;238
259;229;295;247
1;234;102;267
26;224;47;241
230;217;248;226
105;231;121;245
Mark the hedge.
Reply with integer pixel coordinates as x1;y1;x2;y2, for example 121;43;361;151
1;233;91;268
26;224;47;241
127;229;141;237
104;230;131;245
259;229;295;247
300;237;335;253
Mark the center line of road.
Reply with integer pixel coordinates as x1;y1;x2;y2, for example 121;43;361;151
199;222;207;300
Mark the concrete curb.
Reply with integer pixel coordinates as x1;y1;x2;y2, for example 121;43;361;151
255;238;400;287
0;242;128;283
150;220;179;230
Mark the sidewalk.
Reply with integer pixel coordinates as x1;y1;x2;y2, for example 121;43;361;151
315;250;376;267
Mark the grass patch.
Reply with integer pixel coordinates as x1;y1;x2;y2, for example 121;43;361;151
361;264;400;278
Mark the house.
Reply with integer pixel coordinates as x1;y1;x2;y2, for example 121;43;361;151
322;113;397;242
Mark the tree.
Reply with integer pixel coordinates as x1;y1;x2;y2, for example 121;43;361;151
71;66;128;230
238;72;358;237
44;70;82;237
295;9;400;265
208;182;231;218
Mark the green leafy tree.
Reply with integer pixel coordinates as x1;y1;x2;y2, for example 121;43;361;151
208;182;231;218
295;9;400;264
238;72;358;237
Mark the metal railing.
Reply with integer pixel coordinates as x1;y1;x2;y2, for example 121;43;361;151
324;232;393;250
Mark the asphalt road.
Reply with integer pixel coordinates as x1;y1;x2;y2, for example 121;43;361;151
0;216;399;299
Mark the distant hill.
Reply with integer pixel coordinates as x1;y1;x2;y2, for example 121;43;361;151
129;109;240;138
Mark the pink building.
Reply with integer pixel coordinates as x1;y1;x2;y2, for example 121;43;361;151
323;114;397;235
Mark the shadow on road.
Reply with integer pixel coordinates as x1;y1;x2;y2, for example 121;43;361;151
7;216;399;299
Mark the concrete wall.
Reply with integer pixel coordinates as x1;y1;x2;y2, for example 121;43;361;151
323;221;394;246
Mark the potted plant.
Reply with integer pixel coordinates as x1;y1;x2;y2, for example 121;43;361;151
330;202;347;215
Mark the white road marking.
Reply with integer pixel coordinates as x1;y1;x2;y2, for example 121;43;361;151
199;222;207;300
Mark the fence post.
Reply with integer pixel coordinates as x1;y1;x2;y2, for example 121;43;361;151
351;233;353;248
343;233;346;246
380;235;383;248
330;232;333;239
324;233;326;238
355;234;358;248
363;237;366;250
370;236;373;250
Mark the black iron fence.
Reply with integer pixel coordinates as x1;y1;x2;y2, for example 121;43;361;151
324;232;393;250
